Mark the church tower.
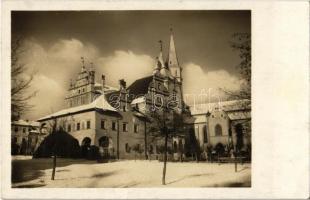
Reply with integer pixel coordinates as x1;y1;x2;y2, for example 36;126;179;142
167;28;182;82
65;57;96;108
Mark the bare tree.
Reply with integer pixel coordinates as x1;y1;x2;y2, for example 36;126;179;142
11;37;37;120
222;33;251;102
46;116;69;180
221;33;251;158
146;107;187;185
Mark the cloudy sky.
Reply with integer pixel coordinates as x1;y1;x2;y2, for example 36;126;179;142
12;11;251;120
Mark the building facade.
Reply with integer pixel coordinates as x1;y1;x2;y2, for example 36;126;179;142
37;30;186;160
11;120;43;155
190;100;251;153
34;29;251;160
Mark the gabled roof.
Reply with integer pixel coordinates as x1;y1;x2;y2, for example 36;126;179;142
127;76;153;98
38;94;117;121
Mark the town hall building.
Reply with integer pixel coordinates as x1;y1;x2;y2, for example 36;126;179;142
34;29;251;160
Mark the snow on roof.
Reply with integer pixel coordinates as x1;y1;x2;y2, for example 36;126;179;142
94;82;118;91
29;130;40;134
190;99;250;115
29;121;40;127
227;111;251;120
38;94;117;121
94;82;102;87
131;96;146;105
12;120;40;127
12;119;29;126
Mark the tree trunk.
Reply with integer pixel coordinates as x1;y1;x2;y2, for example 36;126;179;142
51;154;56;180
144;120;148;160
162;129;168;185
117;120;120;160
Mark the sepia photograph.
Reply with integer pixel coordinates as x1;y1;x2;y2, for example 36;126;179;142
10;10;252;188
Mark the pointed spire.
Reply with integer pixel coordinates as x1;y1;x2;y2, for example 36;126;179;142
167;27;179;68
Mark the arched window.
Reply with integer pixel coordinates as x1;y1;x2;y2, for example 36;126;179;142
125;143;130;153
173;141;178;153
215;124;222;136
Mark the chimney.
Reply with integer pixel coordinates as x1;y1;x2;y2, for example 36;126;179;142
119;79;126;90
101;74;105;93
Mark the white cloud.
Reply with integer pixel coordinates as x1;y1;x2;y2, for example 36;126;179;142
21;39;240;120
96;50;154;87
21;39;154;120
182;63;242;105
26;74;66;120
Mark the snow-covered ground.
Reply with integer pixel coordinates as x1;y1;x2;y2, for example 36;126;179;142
12;157;251;188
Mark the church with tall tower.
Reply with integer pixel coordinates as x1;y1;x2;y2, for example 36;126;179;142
37;29;189;160
36;28;251;160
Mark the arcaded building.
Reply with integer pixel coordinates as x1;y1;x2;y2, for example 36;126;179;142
36;30;251;159
37;30;186;159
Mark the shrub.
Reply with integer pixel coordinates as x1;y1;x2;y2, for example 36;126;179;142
33;129;81;158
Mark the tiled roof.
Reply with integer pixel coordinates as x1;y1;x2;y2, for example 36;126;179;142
127;76;153;98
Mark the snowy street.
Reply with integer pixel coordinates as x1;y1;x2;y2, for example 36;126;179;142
12;157;251;188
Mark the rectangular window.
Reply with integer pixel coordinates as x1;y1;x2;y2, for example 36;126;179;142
77;122;80;131
68;124;71;132
87;120;91;129
122;122;128;132
134;124;139;133
101;120;105;129
112;121;116;131
14;126;18;132
23;128;26;133
81;122;85;130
